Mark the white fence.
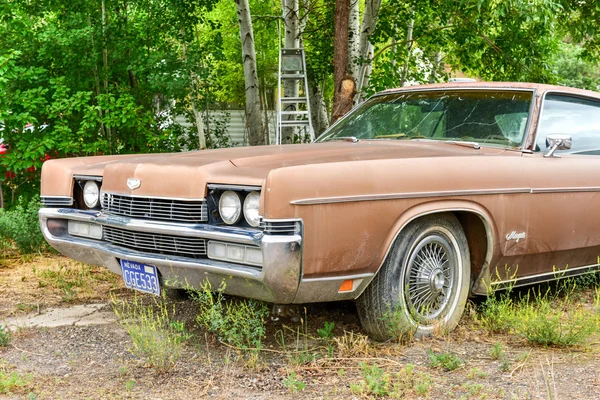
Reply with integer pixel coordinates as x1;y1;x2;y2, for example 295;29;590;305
174;110;277;147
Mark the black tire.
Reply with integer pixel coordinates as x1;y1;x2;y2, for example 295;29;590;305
357;214;470;341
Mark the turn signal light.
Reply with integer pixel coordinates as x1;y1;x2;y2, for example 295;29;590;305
338;279;354;292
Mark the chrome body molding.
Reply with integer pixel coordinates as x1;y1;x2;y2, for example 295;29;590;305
39;208;302;303
73;174;103;181
41;196;74;207
291;187;600;205
489;263;600;291
291;188;531;205
207;184;262;192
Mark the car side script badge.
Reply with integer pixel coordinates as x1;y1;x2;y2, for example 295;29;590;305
127;178;141;190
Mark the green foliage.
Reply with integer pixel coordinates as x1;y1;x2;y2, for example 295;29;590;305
552;43;600;91
112;294;191;373
0;325;11;347
427;349;464;371
317;321;335;339
191;280;269;351
283;371;306;393
0;196;48;254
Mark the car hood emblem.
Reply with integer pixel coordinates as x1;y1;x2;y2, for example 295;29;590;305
127;178;141;190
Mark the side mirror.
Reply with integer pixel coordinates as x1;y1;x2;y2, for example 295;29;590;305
544;134;572;158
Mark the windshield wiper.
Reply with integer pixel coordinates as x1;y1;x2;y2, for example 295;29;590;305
445;140;481;150
329;136;359;143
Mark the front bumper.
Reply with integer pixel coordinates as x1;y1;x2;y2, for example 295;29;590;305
39;208;303;303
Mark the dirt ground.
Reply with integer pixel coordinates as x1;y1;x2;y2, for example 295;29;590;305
1;255;600;399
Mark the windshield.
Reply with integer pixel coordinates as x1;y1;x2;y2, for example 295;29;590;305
318;89;533;148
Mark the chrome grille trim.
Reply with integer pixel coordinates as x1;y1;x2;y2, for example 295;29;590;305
41;196;74;207
101;193;208;223
104;226;207;258
259;219;301;235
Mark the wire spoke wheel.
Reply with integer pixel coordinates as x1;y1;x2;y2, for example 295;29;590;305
357;214;470;341
404;234;457;323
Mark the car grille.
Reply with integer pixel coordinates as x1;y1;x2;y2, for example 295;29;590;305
104;226;207;258
260;220;300;235
41;196;74;207
101;193;208;223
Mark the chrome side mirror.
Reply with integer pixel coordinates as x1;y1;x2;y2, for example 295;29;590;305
544;134;572;158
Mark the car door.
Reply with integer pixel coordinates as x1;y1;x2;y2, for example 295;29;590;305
519;93;600;281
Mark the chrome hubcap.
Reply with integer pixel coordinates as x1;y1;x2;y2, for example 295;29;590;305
404;235;456;322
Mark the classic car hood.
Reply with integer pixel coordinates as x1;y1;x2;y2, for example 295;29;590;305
41;141;513;198
227;140;509;169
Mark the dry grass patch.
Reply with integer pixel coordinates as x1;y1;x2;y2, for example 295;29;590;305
0;254;122;318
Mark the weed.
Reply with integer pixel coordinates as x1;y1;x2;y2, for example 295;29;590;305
125;379;135;392
334;330;370;357
353;362;391;397
0;370;31;394
468;367;488;379
283;371;306;393
427;349;464;371
463;382;484;396
490;342;504;360
478;280;600;347
515;289;598;347
476;290;516;333
396;364;432;396
191;281;269;353
317;321;335;339
0;325;11;347
382;305;416;342
112;293;190;373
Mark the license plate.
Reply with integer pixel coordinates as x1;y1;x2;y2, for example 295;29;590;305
120;260;160;296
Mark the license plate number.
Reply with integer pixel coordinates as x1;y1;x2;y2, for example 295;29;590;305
120;260;160;296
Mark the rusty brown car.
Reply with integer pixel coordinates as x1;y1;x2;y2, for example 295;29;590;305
39;82;600;340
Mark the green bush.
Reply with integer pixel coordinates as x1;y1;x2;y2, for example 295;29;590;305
0;196;48;255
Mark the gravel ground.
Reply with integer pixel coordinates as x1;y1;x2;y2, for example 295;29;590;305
1;255;600;399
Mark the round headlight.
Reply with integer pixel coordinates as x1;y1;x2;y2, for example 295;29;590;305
243;191;261;227
219;190;242;225
83;180;100;208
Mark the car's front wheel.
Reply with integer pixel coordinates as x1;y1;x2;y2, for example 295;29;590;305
357;214;470;341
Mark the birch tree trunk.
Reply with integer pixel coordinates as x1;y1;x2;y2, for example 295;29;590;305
400;18;414;87
181;28;206;149
308;79;329;136
235;0;264;146
331;0;355;124
282;0;299;144
356;0;382;102
348;0;360;81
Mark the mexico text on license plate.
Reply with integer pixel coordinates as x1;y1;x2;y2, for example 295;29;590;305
120;259;161;296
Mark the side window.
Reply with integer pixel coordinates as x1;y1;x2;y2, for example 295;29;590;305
536;94;600;155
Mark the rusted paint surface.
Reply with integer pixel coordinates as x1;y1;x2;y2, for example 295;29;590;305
40;83;600;292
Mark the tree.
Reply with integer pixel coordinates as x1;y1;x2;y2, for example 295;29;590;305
235;0;265;146
331;0;355;123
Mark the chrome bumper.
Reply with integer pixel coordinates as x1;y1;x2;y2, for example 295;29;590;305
39;208;303;303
